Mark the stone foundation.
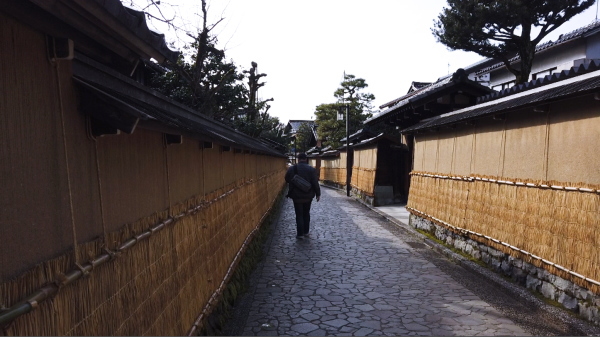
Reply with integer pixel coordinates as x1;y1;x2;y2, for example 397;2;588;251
410;214;600;325
351;187;375;206
350;187;400;207
320;181;346;191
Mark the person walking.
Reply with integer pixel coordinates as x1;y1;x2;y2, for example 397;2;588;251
285;153;321;239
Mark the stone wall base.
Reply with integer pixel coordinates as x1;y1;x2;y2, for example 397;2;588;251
320;181;347;193
321;183;377;207
351;187;375;206
409;214;600;325
349;187;399;207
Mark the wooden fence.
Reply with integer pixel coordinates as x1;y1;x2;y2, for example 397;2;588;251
408;100;600;294
319;152;348;185
351;146;377;196
0;12;287;334
0;134;286;335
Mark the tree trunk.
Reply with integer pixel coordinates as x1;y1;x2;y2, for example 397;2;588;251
517;43;535;84
516;22;534;85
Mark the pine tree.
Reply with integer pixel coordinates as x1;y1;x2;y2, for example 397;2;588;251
432;0;595;84
315;74;374;149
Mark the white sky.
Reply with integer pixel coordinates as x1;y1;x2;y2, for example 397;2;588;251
129;0;600;123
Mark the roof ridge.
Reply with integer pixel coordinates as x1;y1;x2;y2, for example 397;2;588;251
403;67;600;133
475;20;600;75
111;0;179;63
477;59;600;103
378;82;435;109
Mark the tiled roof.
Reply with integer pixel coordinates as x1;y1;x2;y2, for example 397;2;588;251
461;57;498;74
408;81;432;93
33;0;180;63
306;147;320;154
475;20;600;75
340;128;378;143
477;59;600;103
402;61;600;133
115;2;180;63
351;133;387;148
288;120;315;132
320;150;340;158
367;69;493;125
259;137;286;152
378;81;437;110
287;120;319;141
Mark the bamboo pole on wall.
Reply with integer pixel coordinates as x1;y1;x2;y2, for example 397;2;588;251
407;171;600;294
411;103;600;293
0;159;286;336
351;147;377;195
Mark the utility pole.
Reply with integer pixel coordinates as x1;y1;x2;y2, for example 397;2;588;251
345;104;350;197
338;72;352;197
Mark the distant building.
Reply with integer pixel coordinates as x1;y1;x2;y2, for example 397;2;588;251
284;120;319;145
284;120;319;162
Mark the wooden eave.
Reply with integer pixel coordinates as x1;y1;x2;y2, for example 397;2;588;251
73;54;285;157
2;0;178;65
373;82;492;129
403;65;600;134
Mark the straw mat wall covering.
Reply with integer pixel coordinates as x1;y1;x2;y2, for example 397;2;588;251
351;147;377;195
1;170;285;335
1;15;83;278
351;168;376;196
319;153;347;185
407;172;600;294
408;97;599;292
0;12;288;334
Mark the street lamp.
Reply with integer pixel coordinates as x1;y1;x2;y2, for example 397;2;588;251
338;104;351;197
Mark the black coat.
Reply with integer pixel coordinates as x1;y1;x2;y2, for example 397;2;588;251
285;162;321;203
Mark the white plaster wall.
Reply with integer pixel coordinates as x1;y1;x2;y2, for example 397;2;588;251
482;39;588;88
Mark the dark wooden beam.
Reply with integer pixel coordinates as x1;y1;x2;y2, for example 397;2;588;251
89;116;119;137
164;134;182;145
78;87;139;134
493;114;506;121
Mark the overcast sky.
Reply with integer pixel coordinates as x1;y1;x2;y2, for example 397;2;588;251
129;0;600;123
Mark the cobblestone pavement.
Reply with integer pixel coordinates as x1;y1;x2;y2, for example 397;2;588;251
223;187;588;336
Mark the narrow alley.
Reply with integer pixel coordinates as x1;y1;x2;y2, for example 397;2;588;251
224;187;599;336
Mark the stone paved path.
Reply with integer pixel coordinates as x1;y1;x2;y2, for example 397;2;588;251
227;187;530;336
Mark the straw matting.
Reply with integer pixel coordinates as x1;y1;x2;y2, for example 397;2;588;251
408;171;600;294
1;169;285;335
0;14;289;335
351;147;377;195
351;167;376;195
320;155;347;185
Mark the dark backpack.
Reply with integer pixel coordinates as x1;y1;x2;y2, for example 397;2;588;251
290;165;311;192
